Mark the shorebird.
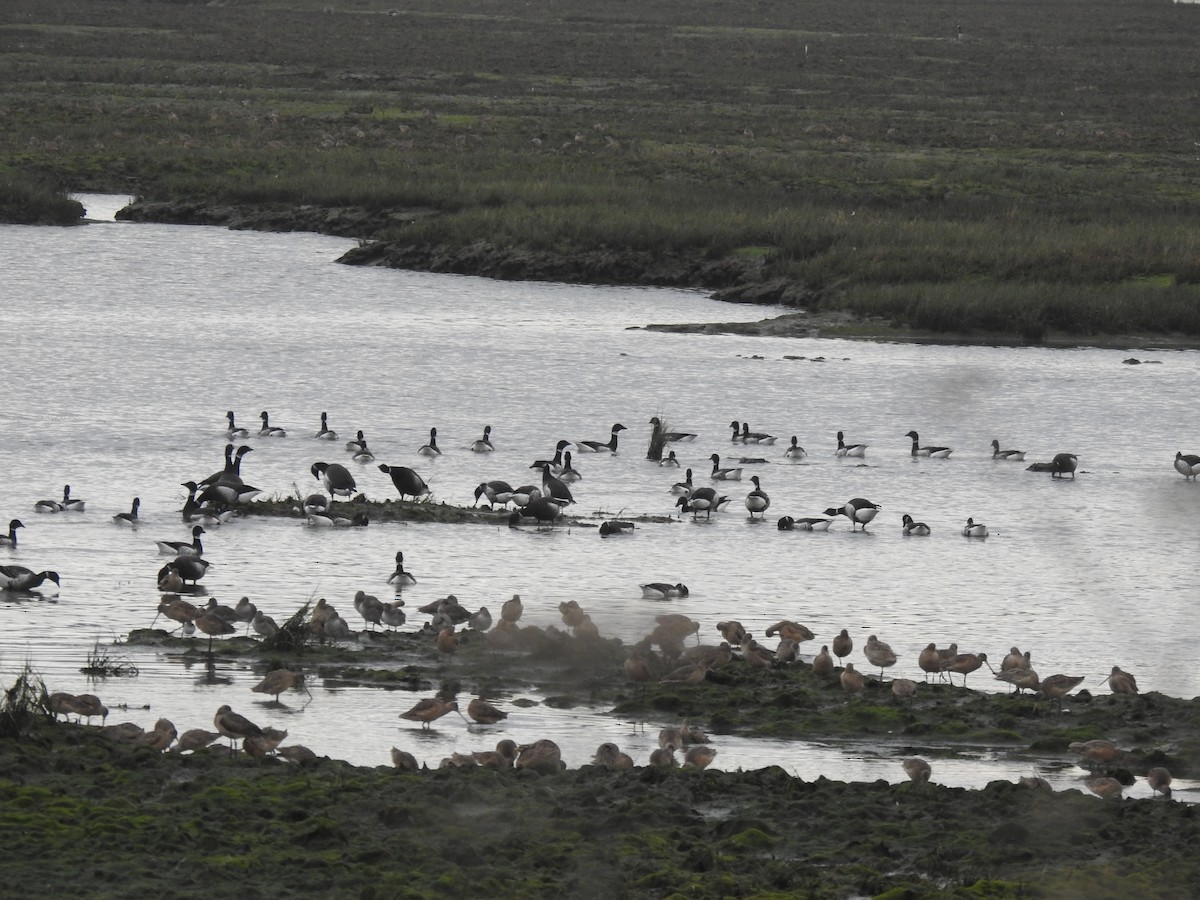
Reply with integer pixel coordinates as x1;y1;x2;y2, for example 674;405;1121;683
811;645;834;677
214;704;263;749
892;678;918;703
474;740;519;769
863;634;898;679
765;621;814;643
1069;739;1120;769
391;747;420;771
515;739;565;774
684;746;718;769
1147;766;1173;799
501;594;523;625
593;742;635;768
1105;665;1139;695
649;745;677;767
903;757;931;784
1039;673;1085;711
399;698;464;729
1085;775;1124;800
467;698;507;725
717;620;747;646
918;643;943;681
1001;647;1028;672
193;610;235;652
251;668;309;703
832;629;853;665
175;728;221;753
840;662;865;694
941;652;992;686
995;667;1041;695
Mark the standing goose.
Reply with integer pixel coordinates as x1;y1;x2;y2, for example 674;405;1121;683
378;463;430;501
471;425;495;453
417;427;441;457
155;525;205;557
576;423;626;453
1174;451;1200;480
709;454;743;481
648;417;697;443
905;430;953;458
159;556;210;586
676;486;728;520
315;412;338;441
388;551;417;586
113;498;140;525
474;480;515;508
0;565;61;592
1051;452;1078;478
784;436;807;460
824;498;881;532
835;431;867;458
532;461;574;507
259;411;287;437
901;514;931;536
0;519;25;546
225;411;250;439
961;517;989;537
508;495;563;528
745;476;771;519
991;439;1025;461
312;461;357;500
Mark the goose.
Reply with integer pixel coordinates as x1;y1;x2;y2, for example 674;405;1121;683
183;481;234;525
113;498;140;525
315;411;338;441
676;486;729;519
640;582;689;599
509;484;538;508
306;511;368;527
776;515;830;531
901;514;931;536
345;429;368;452
835;431;867;458
60;484;86;511
301;493;328;516
648;417;697;443
670;469;694;495
387;551;417;586
659;450;681;468
576;423;626;453
784;436;807;460
558;451;583;483
0;565;60;592
225;411;250;439
259;410;287;437
599;519;635;537
473;480;515;508
745;475;771;519
201;482;262;507
1174;451;1200;480
471;425;495;453
3;519;26;547
709;454;742;481
417;427;441;457
531;439;572;473
991;439;1025;461
199;443;239;489
824;498;881;531
1051;452;1078;478
738;422;777;444
961;517;989;537
905;430;953;458
158;556;209;586
508;496;563;527
155;525;205;557
34;489;64;513
531;461;574;506
350;439;375;463
312;461;357;499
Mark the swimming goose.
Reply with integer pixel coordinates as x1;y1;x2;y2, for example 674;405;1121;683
378;463;430;501
576;423;626;453
113;498;140;525
991;439;1025;461
670;469;694;495
745;476;771;519
640;582;689;599
1174;451;1200;480
61;484;86;511
905;430;953;458
559;451;582;483
35;488;65;512
306;510;368;527
709;454;742;481
648;417;697;443
345;430;368;452
901;514;931;536
599;519;635;537
388;551;417;586
531;439;572;473
835;431;867;458
156;525;205;557
961;517;989;537
471;425;495;453
784;436;807;460
0;519;25;546
350;439;376;463
259;410;287;437
225;410;250;439
417;427;441;457
676;486;729;519
824;498;881;531
0;565;61;592
315;412;338;441
738;422;777;444
473;480;515;508
312;461;357;499
659;450;681;468
532;461;574;506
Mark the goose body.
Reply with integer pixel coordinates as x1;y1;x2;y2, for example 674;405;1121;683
315;412;338;441
784;436;807;460
835;431;866;458
1174;451;1200;480
471;425;495;453
312;461;357;498
824;498;881;531
991;439;1025;461
474;480;515;508
776;515;830;531
736;421;776;444
225;410;250;439
259;410;287;437
350;440;375;463
576;423;626;453
156;525;205;557
508;496;563;527
905;430;953;458
0;519;24;545
901;514;931;536
709;454;742;481
745;476;771;518
676;486;728;519
345;430;367;452
37;485;79;513
417;427;441;457
961;517;989;537
388;551;417;586
532;461;574;507
670;469;694;495
640;582;689;599
113;498;140;525
1051;452;1078;478
648;417;697;443
0;565;60;592
159;556;210;585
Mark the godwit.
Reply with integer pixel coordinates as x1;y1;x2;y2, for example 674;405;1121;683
391;747;420;771
1147;767;1173;799
515;739;565;774
1085;775;1124;800
501;594;523;624
903;757;931;784
466;698;507;725
832;629;853;665
214;705;263;749
840;662;865;694
252;668;308;703
1069;739;1120;769
811;645;834;677
941;652;992;687
684;746;717;769
717;620;747;646
473;740;519;769
400;698;464;729
892;679;918;703
863;634;898;679
1039;673;1085;711
1105;665;1139;695
593;742;635;768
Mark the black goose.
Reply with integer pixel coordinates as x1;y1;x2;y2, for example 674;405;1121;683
312;461;357;499
259;410;287;437
156;525;206;557
576;423;626;453
0;519;24;546
418;427;442;457
0;565;61;592
378;463;430;501
648;417;697;443
745;476;771;519
315;411;338;441
113;498;140;525
532;461;574;506
474;480;515;508
471;425;495;453
225;411;250;439
824;498;881;531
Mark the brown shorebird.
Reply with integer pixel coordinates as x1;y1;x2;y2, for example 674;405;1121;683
193;611;236;653
1001;647;1028;672
559;601;586;633
500;594;524;625
277;745;317;765
811;645;834;677
1105;665;1138;695
473;740;519;769
832;629;853;665
941;652;992;687
138;718;177;752
1069;739;1120;769
660;663;709;685
214;705;263;749
400;698;464;729
863;634;898;679
467;698;507;725
252;668;309;704
46;692;79;722
391;747;420;771
995;667;1041;695
765;620;815;643
892;678;918;703
436;626;459;655
1039;674;1085;711
840;662;865;695
681;642;732;670
717;620;747;646
918;643;943;682
516;739;564;774
659;725;685;751
774;638;800;665
1085;775;1124;799
71;694;109;724
903;757;931;784
592;742;634;768
1147;767;1173;799
175;729;221;753
684;746;717;769
649;745;677;768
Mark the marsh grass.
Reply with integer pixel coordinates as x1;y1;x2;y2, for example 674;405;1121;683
259;601;314;654
0;665;48;740
80;640;140;678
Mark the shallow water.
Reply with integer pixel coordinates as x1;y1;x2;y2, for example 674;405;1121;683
0;194;1196;799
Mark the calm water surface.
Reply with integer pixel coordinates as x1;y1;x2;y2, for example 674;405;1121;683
1;194;1196;799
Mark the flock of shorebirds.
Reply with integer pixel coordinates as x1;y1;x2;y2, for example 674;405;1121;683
7;408;1196;791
